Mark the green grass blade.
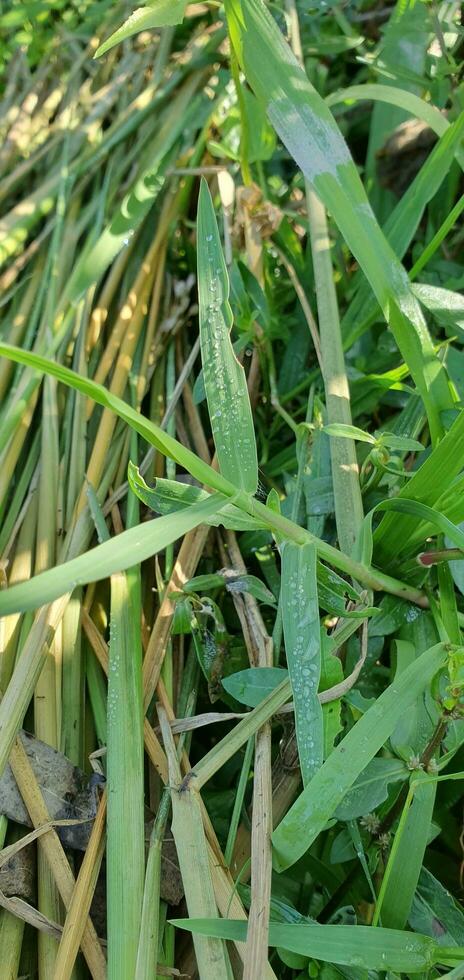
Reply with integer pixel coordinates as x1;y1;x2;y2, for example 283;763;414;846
272;643;447;870
225;0;454;442
378;780;436;930
281;542;323;784
326;84;451;138
197;178;258;493
128;463;261;530
171;919;442;973
374;411;464;563
107;570;145;980
0;494;226;615
95;0;187;58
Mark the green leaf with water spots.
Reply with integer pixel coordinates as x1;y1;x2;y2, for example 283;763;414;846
197;178;258;493
272;643;447;870
281;541;323;785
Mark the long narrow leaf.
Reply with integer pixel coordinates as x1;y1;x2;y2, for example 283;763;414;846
281;542;323;784
0;494;225;615
197;178;258;492
272;643;447;870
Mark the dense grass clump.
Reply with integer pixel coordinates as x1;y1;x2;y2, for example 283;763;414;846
0;1;464;977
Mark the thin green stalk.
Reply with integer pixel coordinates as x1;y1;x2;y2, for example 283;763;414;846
224;737;254;866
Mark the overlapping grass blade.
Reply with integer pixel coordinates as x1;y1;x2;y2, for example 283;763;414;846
197;178;258;493
95;0;187;58
0;494;225;615
171;918;456;973
272;643;447;870
225;0;454;442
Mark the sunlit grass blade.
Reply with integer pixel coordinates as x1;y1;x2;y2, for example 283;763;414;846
0;494;226;615
197;178;258;492
225;0;454;443
281;542;323;784
272;643;447;870
128;462;262;530
158;708;231;979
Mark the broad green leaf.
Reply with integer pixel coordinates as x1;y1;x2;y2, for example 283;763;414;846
0;494;225;615
380;780;437;930
334;757;409;821
171;918;447;973
225;0;454;443
197;178;258;492
414;283;464;339
379;432;425;452
323;423;376;445
410;868;464;946
317;564;378;619
320;632;343;759
222;667;288;707
128;463;261;531
272;643;447;870
225;574;276;605
375;499;464;554
281;542;323;784
95;1;187;58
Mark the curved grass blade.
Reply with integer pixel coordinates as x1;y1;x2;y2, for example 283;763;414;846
171;918;448;973
95;0;187;58
281;542;323;784
225;0;454;443
0;344;431;602
326;84;451;139
197;178;258;493
0;342;235;497
0;494;225;615
272;643;447;870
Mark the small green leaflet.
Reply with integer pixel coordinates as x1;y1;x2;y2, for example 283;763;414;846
281;542;323;785
197;178;258;494
95;0;187;58
170;919;451;973
222;667;287;707
323;423;377;445
128;462;261;531
272;643;447;870
0;494;225;615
